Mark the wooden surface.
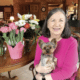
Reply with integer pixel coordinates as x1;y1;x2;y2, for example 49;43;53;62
71;31;80;38
0;41;37;73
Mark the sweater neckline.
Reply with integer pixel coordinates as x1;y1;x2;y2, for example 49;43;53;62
47;37;63;43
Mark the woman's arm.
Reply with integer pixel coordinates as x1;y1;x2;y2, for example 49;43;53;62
45;40;78;80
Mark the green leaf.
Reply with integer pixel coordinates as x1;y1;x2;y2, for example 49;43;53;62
38;33;41;36
35;30;38;34
35;25;40;28
31;36;37;45
31;39;35;45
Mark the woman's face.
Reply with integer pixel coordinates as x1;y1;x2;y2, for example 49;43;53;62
47;11;66;35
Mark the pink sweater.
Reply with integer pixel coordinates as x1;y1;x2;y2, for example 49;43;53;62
34;35;78;80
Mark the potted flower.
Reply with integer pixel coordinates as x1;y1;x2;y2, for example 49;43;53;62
15;13;41;46
0;13;40;59
0;22;26;59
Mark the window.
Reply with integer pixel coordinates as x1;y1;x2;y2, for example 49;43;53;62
0;12;3;20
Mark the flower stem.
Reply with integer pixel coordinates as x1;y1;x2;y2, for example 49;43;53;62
3;33;9;44
20;30;24;42
9;31;13;45
12;30;16;46
18;31;20;43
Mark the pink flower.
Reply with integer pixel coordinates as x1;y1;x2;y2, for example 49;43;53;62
16;29;19;34
0;26;9;33
8;22;18;30
8;27;12;32
20;27;26;32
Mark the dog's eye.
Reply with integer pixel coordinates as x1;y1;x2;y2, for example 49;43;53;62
44;47;46;49
50;47;51;49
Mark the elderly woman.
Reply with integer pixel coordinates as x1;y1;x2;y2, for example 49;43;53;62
33;8;78;80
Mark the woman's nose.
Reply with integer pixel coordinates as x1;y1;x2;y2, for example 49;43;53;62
55;21;60;27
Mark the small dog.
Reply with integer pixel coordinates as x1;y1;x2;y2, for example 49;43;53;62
38;38;57;78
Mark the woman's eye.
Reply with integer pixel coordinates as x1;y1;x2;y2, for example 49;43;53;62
59;19;63;22
51;19;55;22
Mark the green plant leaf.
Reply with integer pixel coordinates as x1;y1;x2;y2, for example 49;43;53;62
31;35;37;45
35;25;40;28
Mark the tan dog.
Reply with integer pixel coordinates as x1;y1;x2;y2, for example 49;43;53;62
38;38;57;77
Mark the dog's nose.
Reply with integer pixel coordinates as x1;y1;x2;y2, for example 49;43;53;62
46;50;49;53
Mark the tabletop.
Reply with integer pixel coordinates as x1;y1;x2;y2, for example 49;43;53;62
0;40;37;73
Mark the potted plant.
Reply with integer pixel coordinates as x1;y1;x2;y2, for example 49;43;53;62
0;22;26;59
15;13;41;50
0;13;40;59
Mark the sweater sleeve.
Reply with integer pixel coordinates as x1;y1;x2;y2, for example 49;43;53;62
34;37;42;67
51;40;78;80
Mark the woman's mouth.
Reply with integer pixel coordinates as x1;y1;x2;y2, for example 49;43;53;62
53;28;60;31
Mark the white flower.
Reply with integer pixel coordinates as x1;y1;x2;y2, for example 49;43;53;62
17;13;32;20
17;13;22;19
31;26;35;30
14;21;19;26
30;24;35;30
29;20;39;25
33;15;36;19
15;20;26;27
24;14;32;20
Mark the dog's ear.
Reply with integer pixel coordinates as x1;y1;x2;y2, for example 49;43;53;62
51;38;57;44
38;39;44;47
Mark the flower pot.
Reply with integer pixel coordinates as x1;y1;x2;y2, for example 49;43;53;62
7;41;24;59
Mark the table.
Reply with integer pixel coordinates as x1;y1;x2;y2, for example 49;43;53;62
0;40;37;79
71;31;80;38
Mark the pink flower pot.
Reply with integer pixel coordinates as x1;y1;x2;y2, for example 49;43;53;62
7;41;24;59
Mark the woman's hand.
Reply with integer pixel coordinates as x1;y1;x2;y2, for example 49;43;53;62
45;74;53;80
35;61;53;73
35;73;42;80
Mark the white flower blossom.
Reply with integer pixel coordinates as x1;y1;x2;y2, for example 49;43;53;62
15;20;26;27
17;13;32;20
24;14;32;20
30;24;35;30
29;20;39;25
14;21;19;26
33;15;36;19
17;13;22;19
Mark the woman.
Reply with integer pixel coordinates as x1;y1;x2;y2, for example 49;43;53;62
33;8;78;80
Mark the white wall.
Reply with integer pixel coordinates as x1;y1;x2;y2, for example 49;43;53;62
0;0;13;6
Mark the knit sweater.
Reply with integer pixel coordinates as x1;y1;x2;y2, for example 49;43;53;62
34;35;78;80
